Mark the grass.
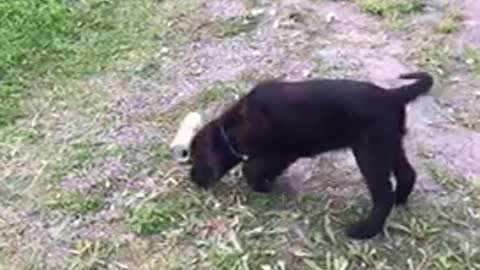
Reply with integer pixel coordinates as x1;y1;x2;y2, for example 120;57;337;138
0;0;175;210
207;14;261;38
47;141;126;181
355;0;426;17
432;5;463;34
163;1;260;43
425;161;480;200
465;47;480;74
144;80;250;135
341;0;426;31
408;32;455;78
129;181;480;270
69;239;116;270
0;78;24;127
0;0;171;128
453;110;480;130
49;193;104;215
126;198;200;236
2;0;480;269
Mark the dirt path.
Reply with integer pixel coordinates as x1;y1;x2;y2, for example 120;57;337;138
462;0;480;46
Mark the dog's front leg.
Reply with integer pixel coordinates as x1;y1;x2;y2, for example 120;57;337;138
242;156;293;193
242;158;273;193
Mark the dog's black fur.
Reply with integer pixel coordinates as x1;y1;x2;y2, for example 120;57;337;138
188;72;433;239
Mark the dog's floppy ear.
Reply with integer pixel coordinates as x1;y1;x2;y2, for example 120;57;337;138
190;158;216;188
189;126;220;188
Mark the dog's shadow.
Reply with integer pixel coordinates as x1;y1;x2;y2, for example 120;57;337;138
207;160;370;219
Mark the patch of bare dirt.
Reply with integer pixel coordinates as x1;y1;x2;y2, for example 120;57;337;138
0;207;75;269
204;0;247;19
461;0;480;46
60;157;130;191
426;2;480;139
95;0;324;146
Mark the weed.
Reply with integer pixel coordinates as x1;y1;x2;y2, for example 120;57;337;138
355;0;426;17
465;47;480;73
409;34;452;77
49;194;104;215
245;193;289;211
383;13;407;31
209;14;260;38
69;239;116;270
126;198;199;236
432;5;463;34
425;162;474;194
453;110;480;130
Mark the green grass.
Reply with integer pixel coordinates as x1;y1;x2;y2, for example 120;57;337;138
208;14;260;38
346;0;426;30
408;33;453;78
49;193;104;215
355;0;426;17
47;141;125;181
432;4;463;34
0;0;170;128
133;182;480;270
0;0;78;73
0;78;25;127
114;164;480;269
425;161;480;198
126;197;202;236
328;0;426;31
465;47;480;74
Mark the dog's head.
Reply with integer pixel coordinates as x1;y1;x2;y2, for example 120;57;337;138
188;120;241;189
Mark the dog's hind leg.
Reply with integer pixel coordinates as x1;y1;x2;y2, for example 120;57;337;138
393;142;416;205
348;133;395;239
242;156;294;193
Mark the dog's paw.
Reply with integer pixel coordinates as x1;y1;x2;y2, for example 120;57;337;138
251;183;273;193
346;222;383;240
395;196;410;206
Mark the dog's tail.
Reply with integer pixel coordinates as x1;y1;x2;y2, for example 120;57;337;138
388;72;433;104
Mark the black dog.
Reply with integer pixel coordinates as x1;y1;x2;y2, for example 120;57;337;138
188;72;433;239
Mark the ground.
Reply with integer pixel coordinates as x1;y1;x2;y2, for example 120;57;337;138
1;0;480;269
